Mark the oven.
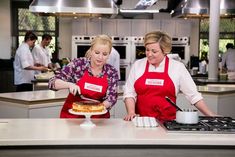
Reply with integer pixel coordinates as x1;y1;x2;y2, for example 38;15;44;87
72;36;95;59
171;37;190;65
119;63;131;85
131;37;145;63
131;36;190;65
111;36;132;84
111;36;132;64
72;36;132;84
72;36;132;62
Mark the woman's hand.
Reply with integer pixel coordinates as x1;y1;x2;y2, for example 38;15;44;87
123;113;138;121
123;97;137;121
68;83;81;96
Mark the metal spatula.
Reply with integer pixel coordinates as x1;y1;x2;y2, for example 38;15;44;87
80;95;100;103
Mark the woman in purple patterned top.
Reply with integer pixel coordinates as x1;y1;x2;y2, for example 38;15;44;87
49;35;119;118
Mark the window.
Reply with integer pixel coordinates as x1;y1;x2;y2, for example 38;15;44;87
199;18;235;60
11;1;59;60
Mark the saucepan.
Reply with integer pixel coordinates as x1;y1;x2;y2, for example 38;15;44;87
175;109;198;124
165;96;199;124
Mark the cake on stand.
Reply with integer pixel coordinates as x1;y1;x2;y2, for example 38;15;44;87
69;109;107;127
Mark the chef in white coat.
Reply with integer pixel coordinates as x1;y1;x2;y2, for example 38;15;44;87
222;43;235;79
123;31;216;122
14;31;48;92
32;34;53;72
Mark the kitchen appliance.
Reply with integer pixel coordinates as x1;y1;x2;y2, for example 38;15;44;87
119;63;131;85
72;36;95;59
111;36;132;64
163;116;235;134
131;36;190;65
111;36;132;84
172;0;235;18
72;36;132;63
29;0;119;18
72;35;132;84
171;37;190;65
131;36;145;63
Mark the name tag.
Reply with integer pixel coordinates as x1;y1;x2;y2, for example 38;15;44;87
145;79;164;86
84;82;103;93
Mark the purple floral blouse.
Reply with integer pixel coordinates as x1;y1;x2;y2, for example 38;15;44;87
49;57;119;107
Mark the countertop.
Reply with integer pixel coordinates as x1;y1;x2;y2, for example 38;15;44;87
197;85;235;94
0;118;235;146
193;78;235;85
0;89;68;104
1;86;235;104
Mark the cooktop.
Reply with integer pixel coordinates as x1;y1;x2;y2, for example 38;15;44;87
163;116;235;134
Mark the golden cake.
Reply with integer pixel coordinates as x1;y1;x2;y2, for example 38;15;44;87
72;101;105;113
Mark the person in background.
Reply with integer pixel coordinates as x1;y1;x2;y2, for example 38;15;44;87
49;34;119;118
32;34;53;72
107;47;121;80
123;31;216;122
14;31;48;92
222;43;235;79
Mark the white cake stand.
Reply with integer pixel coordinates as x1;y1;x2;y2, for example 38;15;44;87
68;109;107;127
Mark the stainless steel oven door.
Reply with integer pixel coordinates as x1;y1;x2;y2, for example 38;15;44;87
135;44;146;60
131;37;145;63
119;64;131;85
72;36;95;59
171;44;190;65
112;36;132;64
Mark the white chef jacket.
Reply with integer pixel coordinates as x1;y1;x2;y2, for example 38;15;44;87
14;42;35;85
123;57;203;105
107;47;120;79
222;48;235;72
32;44;51;67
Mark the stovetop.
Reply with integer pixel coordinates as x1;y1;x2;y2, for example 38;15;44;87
163;116;235;134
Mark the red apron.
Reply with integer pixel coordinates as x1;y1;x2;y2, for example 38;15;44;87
60;70;110;118
134;56;176;122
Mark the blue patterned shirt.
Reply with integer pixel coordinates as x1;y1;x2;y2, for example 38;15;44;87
49;57;119;107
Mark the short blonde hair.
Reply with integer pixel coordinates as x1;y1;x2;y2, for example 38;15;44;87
85;34;112;58
144;31;172;54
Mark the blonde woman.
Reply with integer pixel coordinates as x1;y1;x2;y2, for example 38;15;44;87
123;31;216;122
49;34;119;118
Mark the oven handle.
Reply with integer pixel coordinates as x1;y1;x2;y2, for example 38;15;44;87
74;42;91;44
120;64;129;68
113;43;129;45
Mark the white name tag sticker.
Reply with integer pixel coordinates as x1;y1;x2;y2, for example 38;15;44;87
145;79;164;86
84;82;103;93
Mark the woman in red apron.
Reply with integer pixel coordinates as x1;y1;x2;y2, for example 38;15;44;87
134;56;176;122
124;31;216;122
48;35;119;118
